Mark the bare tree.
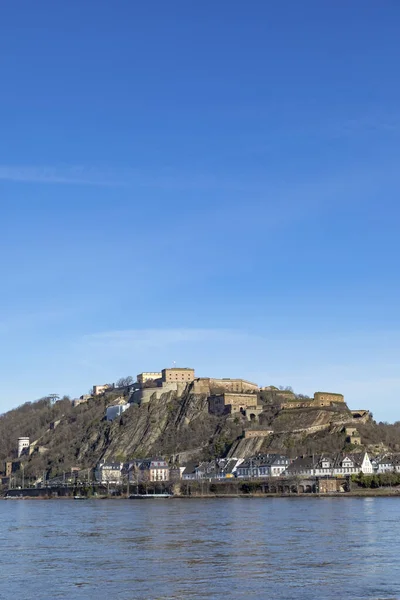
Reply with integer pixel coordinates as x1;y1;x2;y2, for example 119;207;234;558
116;376;134;388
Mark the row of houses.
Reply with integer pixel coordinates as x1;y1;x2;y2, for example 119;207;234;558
182;453;373;480
371;454;400;474
177;452;400;480
94;451;400;485
182;458;245;480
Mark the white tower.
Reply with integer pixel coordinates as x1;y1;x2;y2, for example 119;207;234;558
17;437;30;457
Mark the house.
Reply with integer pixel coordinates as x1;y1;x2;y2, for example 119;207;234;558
189;458;244;480
182;461;199;480
138;458;169;482
284;456;317;477
95;462;123;484
236;454;290;478
199;461;220;480
372;455;394;474
218;458;244;478
169;465;186;481
332;455;363;476
350;452;373;474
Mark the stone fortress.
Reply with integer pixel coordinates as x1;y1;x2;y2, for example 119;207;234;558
132;368;196;404
280;392;345;409
131;368;353;424
89;367;368;437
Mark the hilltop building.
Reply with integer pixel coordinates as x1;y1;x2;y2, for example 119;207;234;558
161;368;195;383
345;427;361;445
93;384;112;396
193;378;259;394
281;391;345;409
208;392;262;418
132;367;195;405
17;437;30;457
351;410;371;423
72;395;91;407
137;372;162;387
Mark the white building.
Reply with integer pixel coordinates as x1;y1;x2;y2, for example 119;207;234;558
106;403;129;421
373;456;395;474
95;462;123;484
138;459;169;482
17;437;30;457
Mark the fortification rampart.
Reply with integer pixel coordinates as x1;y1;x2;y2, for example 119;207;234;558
244;429;273;439
281;391;345;410
208;392;261;415
132;382;187;405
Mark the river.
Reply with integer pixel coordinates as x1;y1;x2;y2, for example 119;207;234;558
0;497;399;599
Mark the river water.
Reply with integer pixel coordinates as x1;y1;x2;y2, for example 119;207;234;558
1;497;399;599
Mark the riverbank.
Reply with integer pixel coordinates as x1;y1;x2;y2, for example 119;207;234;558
3;487;400;499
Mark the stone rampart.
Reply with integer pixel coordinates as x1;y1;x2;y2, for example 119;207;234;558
314;392;344;405
132;381;187;405
244;429;273;439
208;392;261;415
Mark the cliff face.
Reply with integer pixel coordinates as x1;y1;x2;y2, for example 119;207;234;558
68;386;243;466
101;391;217;461
271;405;351;433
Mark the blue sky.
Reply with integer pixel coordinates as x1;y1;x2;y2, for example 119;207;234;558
1;1;400;420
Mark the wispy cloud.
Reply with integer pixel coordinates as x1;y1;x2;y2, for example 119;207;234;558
81;328;254;350
0;165;126;186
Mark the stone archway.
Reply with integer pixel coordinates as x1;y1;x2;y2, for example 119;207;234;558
298;485;305;493
305;484;312;493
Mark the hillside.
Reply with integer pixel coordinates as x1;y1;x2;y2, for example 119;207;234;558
1;382;400;480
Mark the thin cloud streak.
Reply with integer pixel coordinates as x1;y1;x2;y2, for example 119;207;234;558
1;161;399;198
0;165;126;186
81;328;255;350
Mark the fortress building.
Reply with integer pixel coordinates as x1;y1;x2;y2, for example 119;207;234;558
17;437;30;457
